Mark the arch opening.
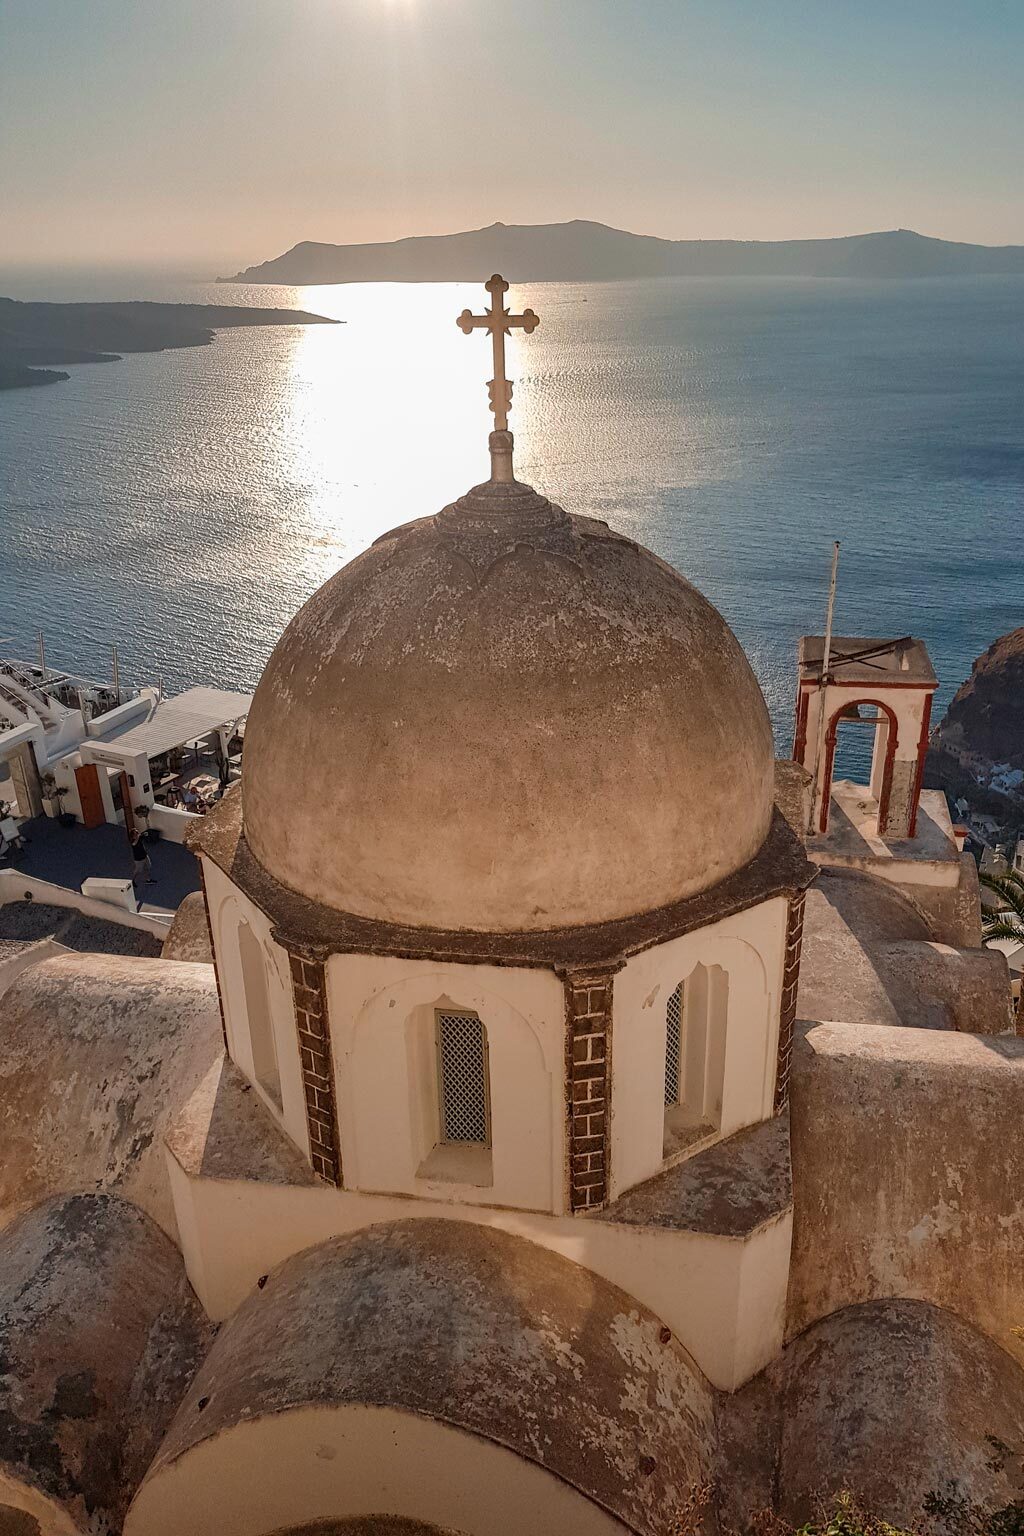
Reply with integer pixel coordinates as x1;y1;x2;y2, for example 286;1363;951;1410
239;921;282;1109
820;698;898;835
663;963;728;1159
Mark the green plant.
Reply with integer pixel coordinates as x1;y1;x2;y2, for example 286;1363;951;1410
979;869;1024;945
741;1488;1024;1536
795;1491;913;1536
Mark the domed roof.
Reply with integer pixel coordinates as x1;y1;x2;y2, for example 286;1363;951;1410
242;468;774;934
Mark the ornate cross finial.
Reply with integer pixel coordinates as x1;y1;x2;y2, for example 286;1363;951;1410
457;274;539;483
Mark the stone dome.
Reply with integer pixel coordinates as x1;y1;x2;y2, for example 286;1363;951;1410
242;473;774;933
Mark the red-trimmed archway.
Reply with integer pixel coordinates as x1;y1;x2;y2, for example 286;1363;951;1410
819;698;899;835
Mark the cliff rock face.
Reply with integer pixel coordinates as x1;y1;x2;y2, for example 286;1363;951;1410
934;628;1024;769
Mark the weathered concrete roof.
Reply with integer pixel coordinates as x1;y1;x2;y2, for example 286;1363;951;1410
0;1193;212;1534
165;1056;318;1187
265;1524;458;1536
146;1220;716;1536
0;953;222;1236
161;890;213;964
193;786;814;971
798;868;1013;1033
0;900;162;959
798;633;937;687
241;506;776;933
597;1113;791;1238
721;1299;1024;1530
808;783;959;868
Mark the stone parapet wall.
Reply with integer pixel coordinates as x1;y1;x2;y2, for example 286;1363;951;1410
788;1020;1024;1366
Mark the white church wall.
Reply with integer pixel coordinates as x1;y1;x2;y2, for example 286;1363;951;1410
327;953;565;1214
126;1403;629;1536
164;1159;791;1391
609;898;788;1201
202;857;309;1161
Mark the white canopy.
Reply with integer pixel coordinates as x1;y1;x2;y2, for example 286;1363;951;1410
101;687;252;759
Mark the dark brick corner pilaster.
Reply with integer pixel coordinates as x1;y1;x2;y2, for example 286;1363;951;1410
561;966;616;1213
286;947;343;1187
774;891;806;1113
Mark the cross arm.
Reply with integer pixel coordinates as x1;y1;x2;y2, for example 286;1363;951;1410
457;309;492;334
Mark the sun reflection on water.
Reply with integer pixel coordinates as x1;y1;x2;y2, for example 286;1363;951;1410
277;281;538;587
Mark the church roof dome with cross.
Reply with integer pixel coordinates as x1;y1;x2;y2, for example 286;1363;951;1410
241;277;775;934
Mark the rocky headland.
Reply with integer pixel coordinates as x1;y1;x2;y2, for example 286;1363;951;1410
0;298;337;389
928;627;1024;833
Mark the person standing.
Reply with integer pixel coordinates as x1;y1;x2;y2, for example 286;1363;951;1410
131;830;155;890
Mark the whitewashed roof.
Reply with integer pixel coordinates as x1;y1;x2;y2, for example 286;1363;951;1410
102;687;252;758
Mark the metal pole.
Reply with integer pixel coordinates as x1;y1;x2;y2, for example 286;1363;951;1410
807;541;840;837
37;630;46;681
112;644;121;706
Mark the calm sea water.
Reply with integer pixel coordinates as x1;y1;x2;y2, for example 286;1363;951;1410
1;272;1022;774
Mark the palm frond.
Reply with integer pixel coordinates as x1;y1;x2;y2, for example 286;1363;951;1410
979;869;1024;919
983;917;1024;944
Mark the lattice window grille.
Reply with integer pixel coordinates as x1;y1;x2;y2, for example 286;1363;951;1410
664;984;682;1107
436;1010;490;1146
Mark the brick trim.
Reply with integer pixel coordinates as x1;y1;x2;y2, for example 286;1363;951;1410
562;967;616;1213
774;892;806;1112
286;950;342;1186
197;859;229;1054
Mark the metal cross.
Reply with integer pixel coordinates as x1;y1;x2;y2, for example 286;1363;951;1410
457;274;539;434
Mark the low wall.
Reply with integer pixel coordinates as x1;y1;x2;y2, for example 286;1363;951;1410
166;1152;791;1392
148;804;202;844
788;1019;1024;1367
0;937;65;999
0;869;170;936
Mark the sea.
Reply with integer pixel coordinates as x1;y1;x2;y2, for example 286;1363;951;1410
1;270;1022;778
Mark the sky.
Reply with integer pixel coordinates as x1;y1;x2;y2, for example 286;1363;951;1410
1;0;1022;271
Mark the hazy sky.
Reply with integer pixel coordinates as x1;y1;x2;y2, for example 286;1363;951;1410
2;0;1021;270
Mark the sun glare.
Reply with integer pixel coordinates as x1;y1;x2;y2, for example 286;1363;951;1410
281;282;522;580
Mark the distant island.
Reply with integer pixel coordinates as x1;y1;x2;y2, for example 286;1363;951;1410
0;298;337;390
222;220;1024;286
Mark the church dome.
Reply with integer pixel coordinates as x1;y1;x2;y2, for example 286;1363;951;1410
242;471;774;934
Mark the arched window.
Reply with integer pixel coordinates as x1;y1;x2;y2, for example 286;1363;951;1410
413;1007;494;1188
435;1009;491;1147
239;922;282;1110
663;963;728;1158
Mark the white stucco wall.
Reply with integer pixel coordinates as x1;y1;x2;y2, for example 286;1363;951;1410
165;1156;791;1392
328;954;566;1214
148;803;201;842
126;1404;630;1536
203;857;310;1160
610;898;788;1200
